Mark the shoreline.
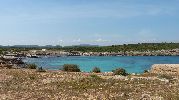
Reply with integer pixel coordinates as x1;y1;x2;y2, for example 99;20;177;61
23;56;179;74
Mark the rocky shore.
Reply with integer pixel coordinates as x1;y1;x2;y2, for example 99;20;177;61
0;68;179;100
1;48;179;61
1;51;179;99
20;48;179;57
151;64;179;75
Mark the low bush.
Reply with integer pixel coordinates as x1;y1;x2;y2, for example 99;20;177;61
158;74;173;80
27;64;37;69
62;64;81;72
36;67;46;72
92;67;101;73
112;68;128;76
90;74;101;80
144;70;149;73
90;74;99;78
29;76;35;80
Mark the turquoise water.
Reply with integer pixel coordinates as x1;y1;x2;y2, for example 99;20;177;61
23;56;179;73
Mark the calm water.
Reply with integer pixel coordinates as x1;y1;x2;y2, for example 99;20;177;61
23;56;179;73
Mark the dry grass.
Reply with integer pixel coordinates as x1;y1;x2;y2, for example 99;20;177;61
0;69;179;100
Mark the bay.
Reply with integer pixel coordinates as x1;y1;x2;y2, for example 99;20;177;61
23;56;179;73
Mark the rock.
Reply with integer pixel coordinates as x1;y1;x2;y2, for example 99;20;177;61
150;64;179;75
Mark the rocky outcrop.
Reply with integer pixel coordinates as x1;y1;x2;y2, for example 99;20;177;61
0;57;25;69
150;64;179;75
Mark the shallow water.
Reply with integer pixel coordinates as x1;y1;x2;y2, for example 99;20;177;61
23;56;179;73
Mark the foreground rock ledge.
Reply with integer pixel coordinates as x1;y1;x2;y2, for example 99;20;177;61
151;64;179;75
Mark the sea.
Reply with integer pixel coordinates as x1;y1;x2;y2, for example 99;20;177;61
23;56;179;73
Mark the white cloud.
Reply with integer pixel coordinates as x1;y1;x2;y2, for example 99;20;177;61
59;39;63;42
72;38;81;42
135;29;158;43
95;38;110;42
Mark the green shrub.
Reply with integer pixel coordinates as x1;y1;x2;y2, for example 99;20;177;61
158;74;173;80
27;64;37;69
62;64;81;72
112;68;128;76
144;70;149;73
90;74;101;80
92;67;101;73
36;67;46;72
29;76;35;80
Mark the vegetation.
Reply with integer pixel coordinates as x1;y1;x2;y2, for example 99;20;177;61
1;43;179;53
0;69;179;99
112;68;128;76
90;74;101;79
0;49;3;54
36;67;46;72
27;63;37;69
60;43;179;52
62;64;81;72
92;67;101;73
158;74;173;80
144;70;149;73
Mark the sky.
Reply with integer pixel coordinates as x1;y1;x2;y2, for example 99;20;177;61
0;0;179;46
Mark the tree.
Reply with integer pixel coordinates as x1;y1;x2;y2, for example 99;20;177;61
27;64;37;69
92;67;101;73
112;68;128;76
62;64;81;72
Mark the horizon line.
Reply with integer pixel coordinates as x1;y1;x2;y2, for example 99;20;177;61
0;42;179;47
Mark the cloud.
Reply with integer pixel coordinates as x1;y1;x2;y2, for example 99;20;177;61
134;29;158;43
94;33;101;37
93;33;124;39
59;39;64;42
72;38;81;42
94;38;110;42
